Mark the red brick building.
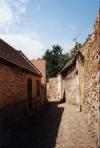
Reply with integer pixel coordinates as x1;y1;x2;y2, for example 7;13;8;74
31;59;47;103
31;60;46;85
0;39;45;118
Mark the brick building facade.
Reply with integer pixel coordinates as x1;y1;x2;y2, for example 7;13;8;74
31;60;46;85
0;39;45;119
31;59;47;103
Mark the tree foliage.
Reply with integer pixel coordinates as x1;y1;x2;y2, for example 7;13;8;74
42;44;77;80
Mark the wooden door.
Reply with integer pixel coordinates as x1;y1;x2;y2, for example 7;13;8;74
27;79;33;112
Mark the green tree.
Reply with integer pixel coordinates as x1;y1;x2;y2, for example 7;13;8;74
42;44;79;80
43;45;71;80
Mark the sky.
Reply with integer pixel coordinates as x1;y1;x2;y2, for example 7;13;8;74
0;0;99;59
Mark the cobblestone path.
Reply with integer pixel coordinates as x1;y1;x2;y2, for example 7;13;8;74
55;103;96;148
0;102;96;148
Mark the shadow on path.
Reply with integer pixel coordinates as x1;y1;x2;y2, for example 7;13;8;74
0;101;64;148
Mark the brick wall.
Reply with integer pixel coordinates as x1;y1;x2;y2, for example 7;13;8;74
31;60;46;85
31;60;47;104
0;62;45;118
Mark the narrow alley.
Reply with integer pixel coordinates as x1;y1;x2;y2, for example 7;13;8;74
0;101;96;148
0;1;100;148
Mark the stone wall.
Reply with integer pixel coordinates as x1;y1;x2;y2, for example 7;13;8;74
61;66;78;105
0;62;45;118
77;57;85;111
57;74;62;100
79;20;100;146
47;78;58;101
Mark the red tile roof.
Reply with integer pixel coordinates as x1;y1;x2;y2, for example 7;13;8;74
0;39;42;76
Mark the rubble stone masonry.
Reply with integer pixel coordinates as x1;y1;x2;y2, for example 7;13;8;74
79;15;100;146
61;67;78;105
47;78;58;101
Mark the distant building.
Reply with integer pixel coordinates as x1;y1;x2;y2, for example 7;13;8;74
0;39;45;118
31;59;46;85
31;59;47;103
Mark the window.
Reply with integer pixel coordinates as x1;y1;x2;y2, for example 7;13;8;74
36;80;40;96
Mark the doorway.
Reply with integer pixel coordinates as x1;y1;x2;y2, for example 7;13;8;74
27;79;33;112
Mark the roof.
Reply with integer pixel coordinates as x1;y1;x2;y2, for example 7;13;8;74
0;39;42;76
58;55;77;75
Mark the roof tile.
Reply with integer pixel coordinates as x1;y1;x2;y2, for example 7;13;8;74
0;39;41;76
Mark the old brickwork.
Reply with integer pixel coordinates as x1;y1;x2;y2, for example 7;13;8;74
0;63;45;117
31;60;46;85
79;14;100;146
0;39;46;118
31;59;47;103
